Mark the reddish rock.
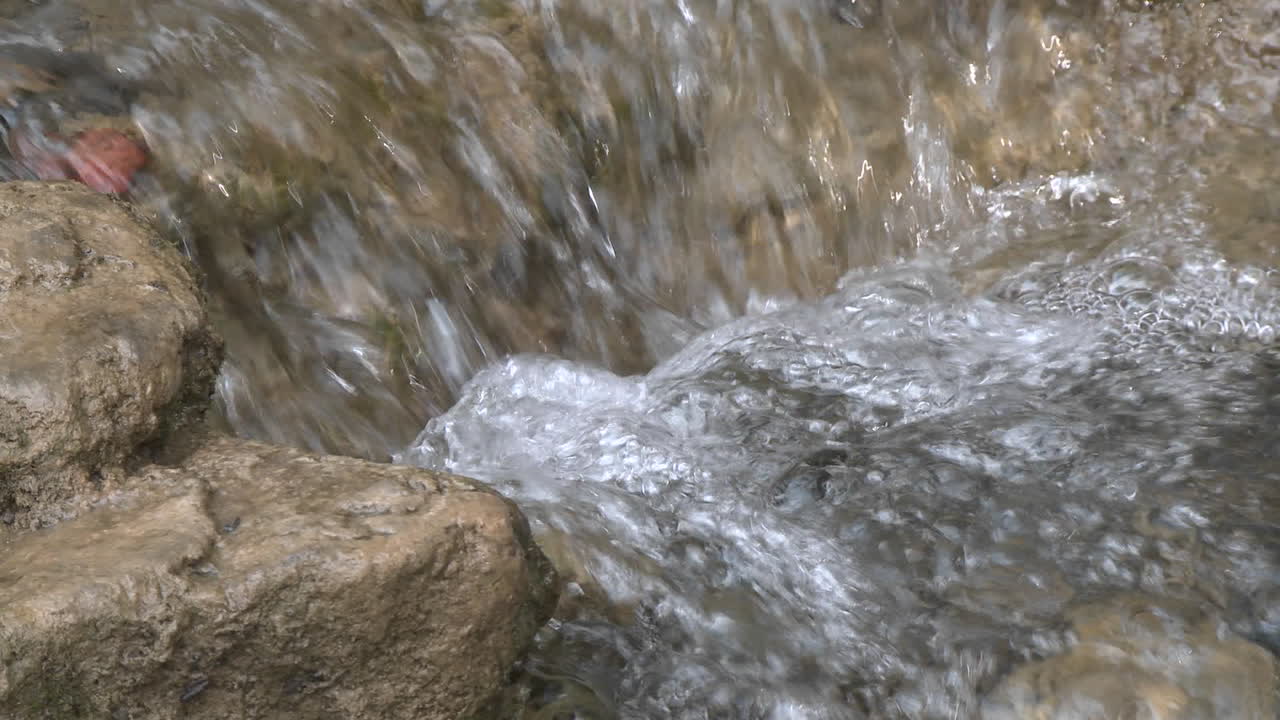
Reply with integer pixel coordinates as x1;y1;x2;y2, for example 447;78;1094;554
65;128;147;193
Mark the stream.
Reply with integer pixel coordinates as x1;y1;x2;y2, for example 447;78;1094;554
3;0;1279;717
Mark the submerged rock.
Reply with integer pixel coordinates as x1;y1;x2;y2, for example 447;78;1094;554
0;181;219;528
0;436;558;719
0;45;147;193
981;593;1279;719
63;128;149;193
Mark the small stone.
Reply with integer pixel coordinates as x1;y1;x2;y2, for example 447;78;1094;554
65;128;147;194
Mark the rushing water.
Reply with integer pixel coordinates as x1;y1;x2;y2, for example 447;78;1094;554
3;0;1280;717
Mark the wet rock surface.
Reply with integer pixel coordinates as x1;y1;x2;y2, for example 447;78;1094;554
0;181;218;528
0;436;557;719
0;181;557;718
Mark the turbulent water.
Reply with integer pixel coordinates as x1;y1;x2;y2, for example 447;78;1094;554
405;245;1280;716
4;0;1280;717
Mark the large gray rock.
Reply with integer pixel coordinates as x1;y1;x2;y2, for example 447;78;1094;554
0;181;221;528
0;435;557;719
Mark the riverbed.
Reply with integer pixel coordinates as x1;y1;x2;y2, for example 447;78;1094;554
3;0;1278;717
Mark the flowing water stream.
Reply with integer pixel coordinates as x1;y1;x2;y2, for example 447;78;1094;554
3;0;1279;717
